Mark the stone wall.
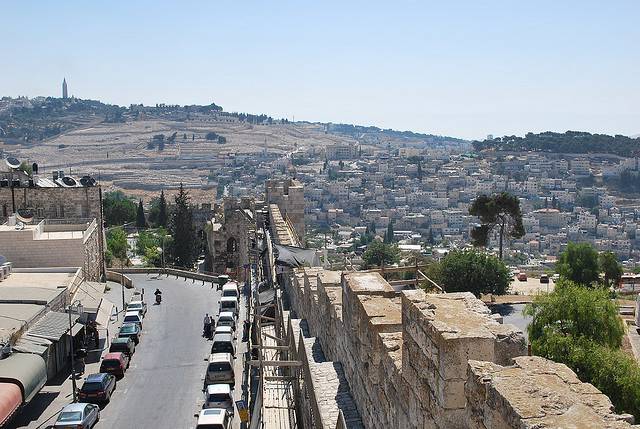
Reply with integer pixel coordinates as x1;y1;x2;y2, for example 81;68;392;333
466;356;637;428
264;179;305;245
0;186;101;223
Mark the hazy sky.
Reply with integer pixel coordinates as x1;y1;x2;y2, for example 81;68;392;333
2;1;638;141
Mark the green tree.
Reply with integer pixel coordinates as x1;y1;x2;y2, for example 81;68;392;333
468;192;525;259
102;195;136;227
135;229;157;256
362;241;399;269
600;250;623;288
385;221;394;244
556;242;600;286
430;250;511;297
136;199;146;228
169;184;198;269
205;131;218;140
106;228;129;261
523;281;640;419
148;190;170;228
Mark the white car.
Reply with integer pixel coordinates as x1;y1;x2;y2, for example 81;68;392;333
214;325;234;338
204;383;234;415
127;300;147;318
216;312;236;330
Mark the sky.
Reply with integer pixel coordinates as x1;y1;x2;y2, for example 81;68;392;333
2;1;639;141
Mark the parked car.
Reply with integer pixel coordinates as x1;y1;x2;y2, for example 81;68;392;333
552;273;560;282
517;273;527;281
214;325;234;338
109;337;136;357
78;373;116;404
195;408;231;429
122;311;143;330
127;300;147;317
204;384;234;415
206;353;235;386
211;333;235;357
118;323;141;344
99;352;130;378
219;297;238;316
539;274;549;284
221;284;239;300
54;403;100;428
216;312;236;331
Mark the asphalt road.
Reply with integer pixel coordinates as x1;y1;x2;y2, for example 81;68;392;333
95;273;236;429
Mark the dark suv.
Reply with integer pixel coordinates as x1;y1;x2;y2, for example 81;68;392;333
109;337;136;357
78;373;116;404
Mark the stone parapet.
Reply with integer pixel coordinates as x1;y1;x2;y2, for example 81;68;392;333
466;356;638;428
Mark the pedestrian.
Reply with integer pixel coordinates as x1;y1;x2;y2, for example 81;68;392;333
203;313;211;338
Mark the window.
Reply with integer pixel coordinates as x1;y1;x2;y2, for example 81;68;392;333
226;237;237;253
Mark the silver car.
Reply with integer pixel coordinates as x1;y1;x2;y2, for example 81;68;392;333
54;403;100;428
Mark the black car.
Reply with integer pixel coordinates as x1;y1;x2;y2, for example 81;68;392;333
78;373;116;404
109;337;136;357
118;323;141;345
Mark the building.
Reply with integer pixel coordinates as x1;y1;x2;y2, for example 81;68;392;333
62;78;68;99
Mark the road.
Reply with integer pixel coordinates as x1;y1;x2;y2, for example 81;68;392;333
95;274;246;429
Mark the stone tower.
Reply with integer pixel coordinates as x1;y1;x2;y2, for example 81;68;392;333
264;179;305;245
62;78;68;100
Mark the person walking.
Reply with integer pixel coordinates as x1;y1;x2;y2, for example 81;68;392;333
203;313;212;338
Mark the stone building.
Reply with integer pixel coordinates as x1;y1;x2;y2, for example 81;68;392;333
264;179;305;246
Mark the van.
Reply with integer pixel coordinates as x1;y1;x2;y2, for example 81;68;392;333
109;337;136;357
204;384;234;415
123;311;143;330
221;284;239;300
195;408;231;429
206;353;234;386
219;297;238;316
211;333;235;357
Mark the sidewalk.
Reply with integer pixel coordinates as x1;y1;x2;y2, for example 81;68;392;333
7;281;138;429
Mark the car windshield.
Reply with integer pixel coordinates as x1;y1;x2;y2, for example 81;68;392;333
58;411;82;422
196;425;224;429
209;393;230;402
102;360;120;368
120;326;137;334
129;303;142;309
123;316;139;322
208;362;231;371
81;382;104;392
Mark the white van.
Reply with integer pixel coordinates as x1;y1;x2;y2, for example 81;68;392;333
206;353;234;386
204;384;234;415
221;284;239;300
195;408;231;429
219;297;238;316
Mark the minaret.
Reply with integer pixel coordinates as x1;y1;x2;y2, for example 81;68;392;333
62;78;68;99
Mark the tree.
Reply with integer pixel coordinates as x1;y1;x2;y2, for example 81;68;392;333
600;250;623;288
136;199;146;228
430;250;511;297
523;281;640;419
362;241;399;269
205;131;218;140
169;184;198;269
102;194;136;227
384;221;394;244
468;192;525;259
106;228;129;263
148;190;170;228
556;242;600;286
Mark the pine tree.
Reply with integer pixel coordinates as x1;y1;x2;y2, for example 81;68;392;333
169;184;197;269
136;199;146;228
158;190;168;228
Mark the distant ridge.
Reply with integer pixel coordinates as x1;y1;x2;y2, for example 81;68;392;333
473;131;640;157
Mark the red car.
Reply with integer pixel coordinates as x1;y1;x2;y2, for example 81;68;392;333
99;352;130;378
517;273;527;281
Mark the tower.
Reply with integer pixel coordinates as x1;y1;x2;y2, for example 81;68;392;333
62;78;68;99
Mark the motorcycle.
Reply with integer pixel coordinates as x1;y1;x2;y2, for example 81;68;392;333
155;293;162;304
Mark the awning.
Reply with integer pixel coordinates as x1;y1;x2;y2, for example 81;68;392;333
0;382;21;426
27;311;78;342
95;298;114;326
0;353;47;403
273;244;320;268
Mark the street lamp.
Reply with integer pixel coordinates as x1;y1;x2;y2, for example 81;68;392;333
68;300;83;403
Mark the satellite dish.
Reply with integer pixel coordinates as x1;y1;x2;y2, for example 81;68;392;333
62;177;77;187
5;157;20;169
16;208;35;223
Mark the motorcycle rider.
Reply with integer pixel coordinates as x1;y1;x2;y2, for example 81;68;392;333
154;288;162;303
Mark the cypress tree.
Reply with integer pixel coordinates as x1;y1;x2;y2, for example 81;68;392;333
136;199;146;228
169;184;197;269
